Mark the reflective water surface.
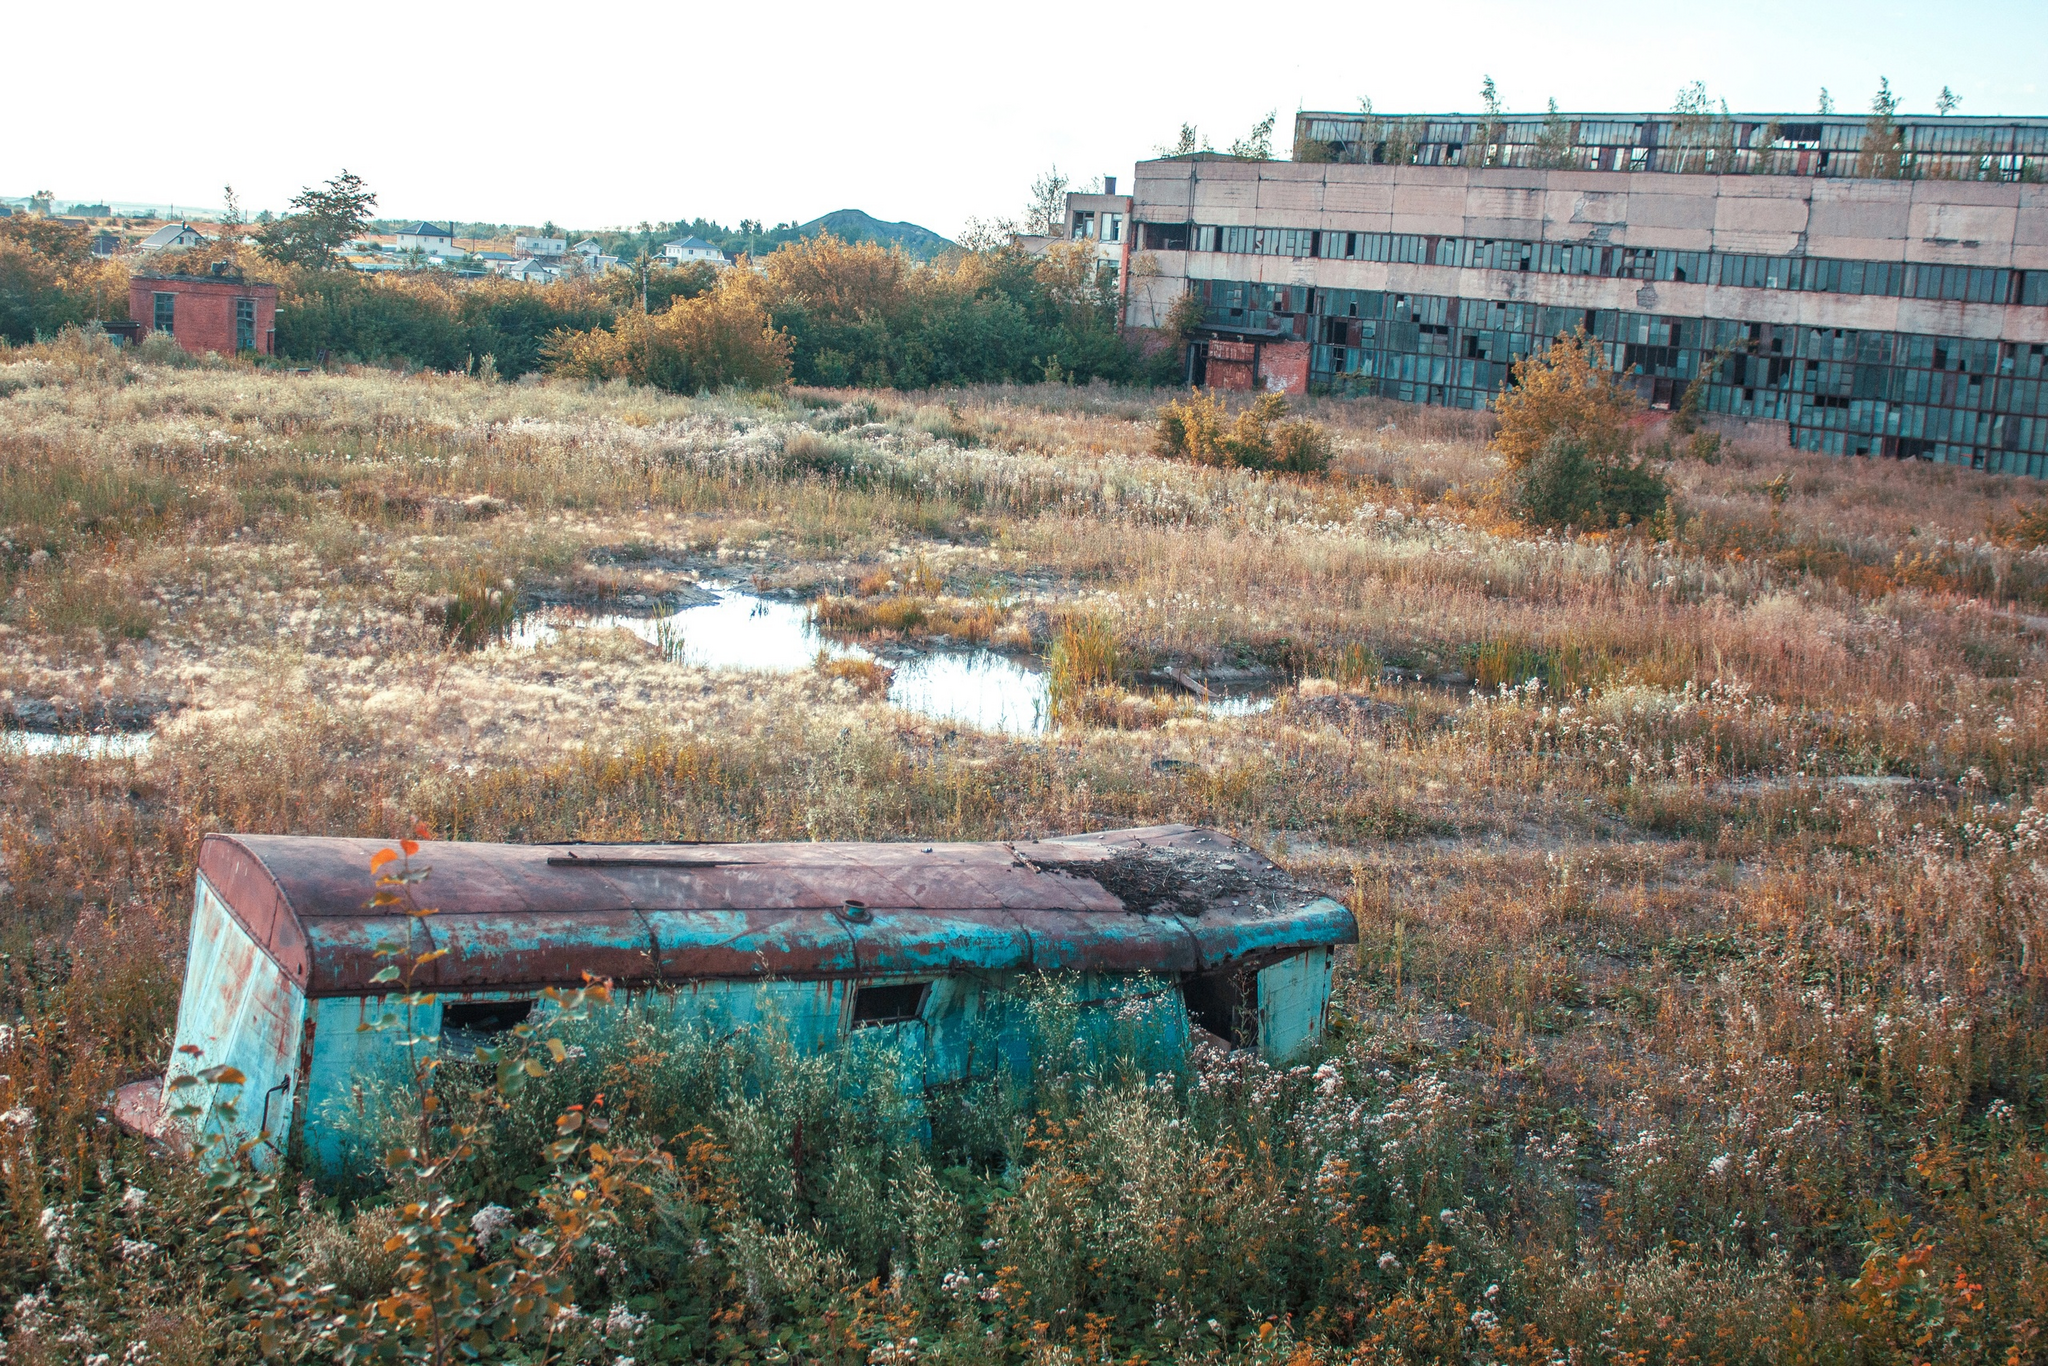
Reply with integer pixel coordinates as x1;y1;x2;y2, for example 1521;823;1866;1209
4;730;155;759
511;584;1051;735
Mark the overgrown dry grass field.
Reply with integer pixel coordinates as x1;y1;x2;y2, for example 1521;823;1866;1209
3;331;2047;1364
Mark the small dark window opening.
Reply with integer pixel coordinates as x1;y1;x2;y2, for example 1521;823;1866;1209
1144;222;1191;252
1181;969;1259;1049
850;982;930;1027
441;999;534;1056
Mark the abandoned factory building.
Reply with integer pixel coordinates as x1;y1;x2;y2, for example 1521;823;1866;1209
1124;111;2048;474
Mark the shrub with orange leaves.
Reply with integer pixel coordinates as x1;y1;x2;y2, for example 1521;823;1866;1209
544;268;791;393
1490;329;1641;472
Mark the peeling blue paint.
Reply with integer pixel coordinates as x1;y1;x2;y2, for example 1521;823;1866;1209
159;829;1356;1172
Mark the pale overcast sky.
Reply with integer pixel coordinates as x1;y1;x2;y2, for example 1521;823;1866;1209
10;0;2045;238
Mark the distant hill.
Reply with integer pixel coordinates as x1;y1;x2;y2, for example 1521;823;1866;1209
793;209;955;260
543;211;959;267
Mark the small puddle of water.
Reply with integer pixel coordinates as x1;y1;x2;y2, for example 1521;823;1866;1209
511;585;1050;735
509;584;1275;736
4;730;155;759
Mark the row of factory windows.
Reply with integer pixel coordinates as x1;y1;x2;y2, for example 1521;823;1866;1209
1190;278;2048;474
1147;223;2048;307
1296;117;2048;157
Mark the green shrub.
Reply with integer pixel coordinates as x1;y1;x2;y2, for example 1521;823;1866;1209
1152;390;1332;472
135;330;194;367
1271;416;1333;473
1514;435;1669;530
437;569;519;648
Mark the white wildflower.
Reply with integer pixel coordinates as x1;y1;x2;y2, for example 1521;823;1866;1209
470;1203;513;1243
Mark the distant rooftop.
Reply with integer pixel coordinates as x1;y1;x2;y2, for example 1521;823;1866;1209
1288;110;2048;180
138;222;205;249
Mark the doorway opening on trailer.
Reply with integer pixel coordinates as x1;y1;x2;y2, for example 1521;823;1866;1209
1180;969;1258;1049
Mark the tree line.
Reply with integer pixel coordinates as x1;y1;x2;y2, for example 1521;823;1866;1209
2;171;1161;392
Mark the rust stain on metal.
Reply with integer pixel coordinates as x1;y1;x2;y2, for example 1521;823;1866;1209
196;825;1353;995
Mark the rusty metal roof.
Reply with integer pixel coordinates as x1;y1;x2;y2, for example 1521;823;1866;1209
197;825;1354;997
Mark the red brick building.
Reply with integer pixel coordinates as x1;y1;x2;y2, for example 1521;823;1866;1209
1199;337;1310;394
129;269;278;356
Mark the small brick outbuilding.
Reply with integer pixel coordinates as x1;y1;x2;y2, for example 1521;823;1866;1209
129;268;278;356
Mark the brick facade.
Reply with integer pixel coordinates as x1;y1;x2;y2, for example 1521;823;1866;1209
129;274;278;356
1200;337;1310;393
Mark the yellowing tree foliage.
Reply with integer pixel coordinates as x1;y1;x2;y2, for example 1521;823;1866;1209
1491;330;1641;470
544;269;791;393
758;234;910;325
0;218;130;343
1152;391;1331;473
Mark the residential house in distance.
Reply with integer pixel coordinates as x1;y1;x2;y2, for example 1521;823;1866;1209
514;233;566;258
139;222;208;253
664;235;727;268
131;263;277;356
498;257;560;284
394;221;465;258
1125;109;2048;472
571;238;621;273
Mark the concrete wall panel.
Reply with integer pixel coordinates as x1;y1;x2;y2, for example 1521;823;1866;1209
1806;183;1913;256
1907;201;2018;265
1255;175;1323;214
1710;188;1812;255
1318;179;1396;218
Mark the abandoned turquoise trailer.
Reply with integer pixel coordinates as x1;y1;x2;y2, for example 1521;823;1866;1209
152;824;1355;1170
